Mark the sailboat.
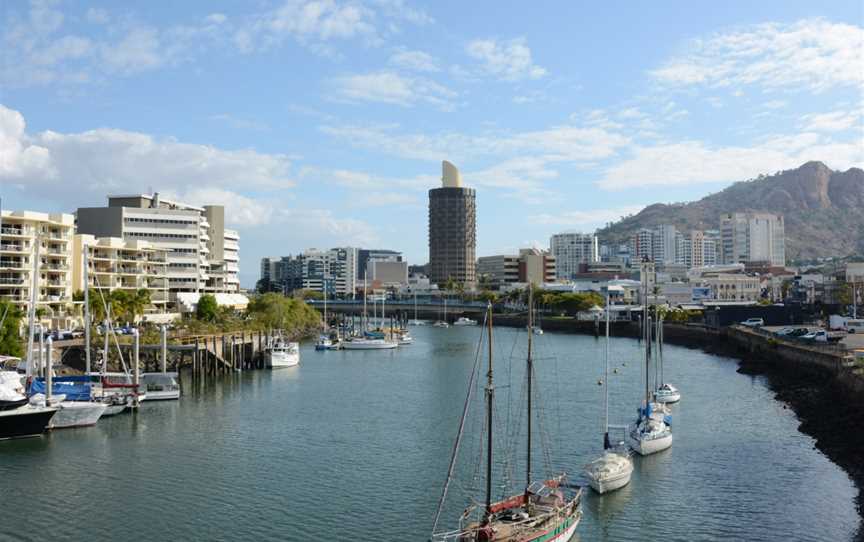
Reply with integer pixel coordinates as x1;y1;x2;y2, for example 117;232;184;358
583;294;633;494
653;314;680;404
628;265;673;456
433;295;449;327
410;291;425;326
431;294;583;542
343;272;398;349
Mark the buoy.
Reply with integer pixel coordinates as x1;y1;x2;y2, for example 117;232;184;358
597;379;603;385
613;368;619;374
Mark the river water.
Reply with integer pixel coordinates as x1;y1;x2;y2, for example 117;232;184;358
0;325;859;541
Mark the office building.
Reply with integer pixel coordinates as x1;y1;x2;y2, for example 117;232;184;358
368;260;408;286
357;249;403;279
478;248;555;289
550;232;598;280
77;193;241;307
0;210;74;318
428;161;476;286
72;234;170;310
721;212;785;266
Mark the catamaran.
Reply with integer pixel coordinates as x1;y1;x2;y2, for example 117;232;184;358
431;295;583;542
584;294;633;494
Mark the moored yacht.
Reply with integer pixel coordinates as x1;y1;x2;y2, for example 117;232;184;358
584;294;633;494
140;372;181;400
655;383;681;404
266;336;300;368
0;371;57;440
453;317;477;326
341;337;398;350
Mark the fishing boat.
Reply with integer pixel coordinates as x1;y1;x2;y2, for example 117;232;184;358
431;296;583;542
265;336;300;368
584;294;633;494
453;317;477;326
0;371;57;440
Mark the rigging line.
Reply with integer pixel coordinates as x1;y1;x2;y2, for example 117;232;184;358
90;271;129;373
431;310;488;536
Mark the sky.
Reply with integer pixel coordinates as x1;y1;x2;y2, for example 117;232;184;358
1;0;863;287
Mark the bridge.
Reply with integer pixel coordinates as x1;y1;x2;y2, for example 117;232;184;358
307;299;491;321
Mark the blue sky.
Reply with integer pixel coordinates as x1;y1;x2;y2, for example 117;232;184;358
1;0;862;287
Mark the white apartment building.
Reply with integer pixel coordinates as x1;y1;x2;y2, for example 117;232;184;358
77;194;240;307
0;210;74;320
721;212;785;266
550;232;598;280
72;234;170;310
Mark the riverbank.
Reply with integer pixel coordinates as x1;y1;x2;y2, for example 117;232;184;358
493;313;864;541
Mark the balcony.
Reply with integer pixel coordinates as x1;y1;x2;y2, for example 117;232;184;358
0;243;28;253
0;260;26;270
0;227;31;237
0;277;25;285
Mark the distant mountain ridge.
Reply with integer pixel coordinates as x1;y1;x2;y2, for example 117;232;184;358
596;161;864;261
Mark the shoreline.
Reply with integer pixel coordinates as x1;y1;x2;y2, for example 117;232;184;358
492;314;864;542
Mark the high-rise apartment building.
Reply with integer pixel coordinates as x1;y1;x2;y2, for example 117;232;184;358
72;234;170;310
77;193;240;306
281;247;357;297
720;212;785;266
549;232;598;280
0;210;74;318
428;161;476;286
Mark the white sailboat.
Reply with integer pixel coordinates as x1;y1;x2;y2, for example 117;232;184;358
433;296;449;327
628;263;673;456
653;314;681;404
409;291;425;326
584;294;633;494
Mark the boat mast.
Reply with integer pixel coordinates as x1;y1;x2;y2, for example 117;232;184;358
363;271;368;331
526;284;534;491
83;242;91;374
604;291;610;450
484;303;494;523
25;240;40;380
414;291;418;322
323;278;327;331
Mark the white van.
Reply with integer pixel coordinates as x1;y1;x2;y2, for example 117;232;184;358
846;319;864;334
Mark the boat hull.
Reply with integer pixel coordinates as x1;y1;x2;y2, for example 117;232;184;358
628;431;673;456
654;390;681;404
341;341;398;350
0;406;57;440
267;351;300;368
587;468;632;494
50;401;107;429
101;403;127;416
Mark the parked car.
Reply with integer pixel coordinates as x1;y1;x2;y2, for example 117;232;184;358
774;327;795;336
846;319;864;334
802;330;844;343
741;318;765;328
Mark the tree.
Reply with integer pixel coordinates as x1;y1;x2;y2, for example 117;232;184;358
247;293;320;330
295;289;324;301
477;290;498;304
196;294;219;322
836;282;853;306
0;301;23;357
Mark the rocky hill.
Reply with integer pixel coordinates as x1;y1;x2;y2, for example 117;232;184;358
597;161;864;261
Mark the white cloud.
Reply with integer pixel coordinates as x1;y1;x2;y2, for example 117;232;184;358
371;0;434;26
0;104;294;227
801;109;862;132
466;37;547;81
319;122;629;163
534;205;646;227
278;209;381;246
163;188;275;226
599;133;864;190
763;100;787;109
389;48;440;72
352;192;421;207
209;114;270;131
651;18;864;93
328;71;457;110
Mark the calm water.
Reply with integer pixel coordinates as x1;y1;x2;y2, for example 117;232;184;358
0;326;859;542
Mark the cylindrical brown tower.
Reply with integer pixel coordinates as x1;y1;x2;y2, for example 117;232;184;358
428;161;476;287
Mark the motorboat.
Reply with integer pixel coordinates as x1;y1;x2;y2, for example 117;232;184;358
140;372;181;400
533;327;544;335
341;338;398;350
315;335;340;351
453;317;477;326
266;337;300;368
397;332;413;345
409;320;426;326
654;383;681;404
432;321;450;328
0;371;57;440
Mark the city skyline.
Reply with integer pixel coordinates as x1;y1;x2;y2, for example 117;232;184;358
2;1;862;287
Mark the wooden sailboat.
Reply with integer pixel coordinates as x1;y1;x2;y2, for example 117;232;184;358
431;291;582;542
